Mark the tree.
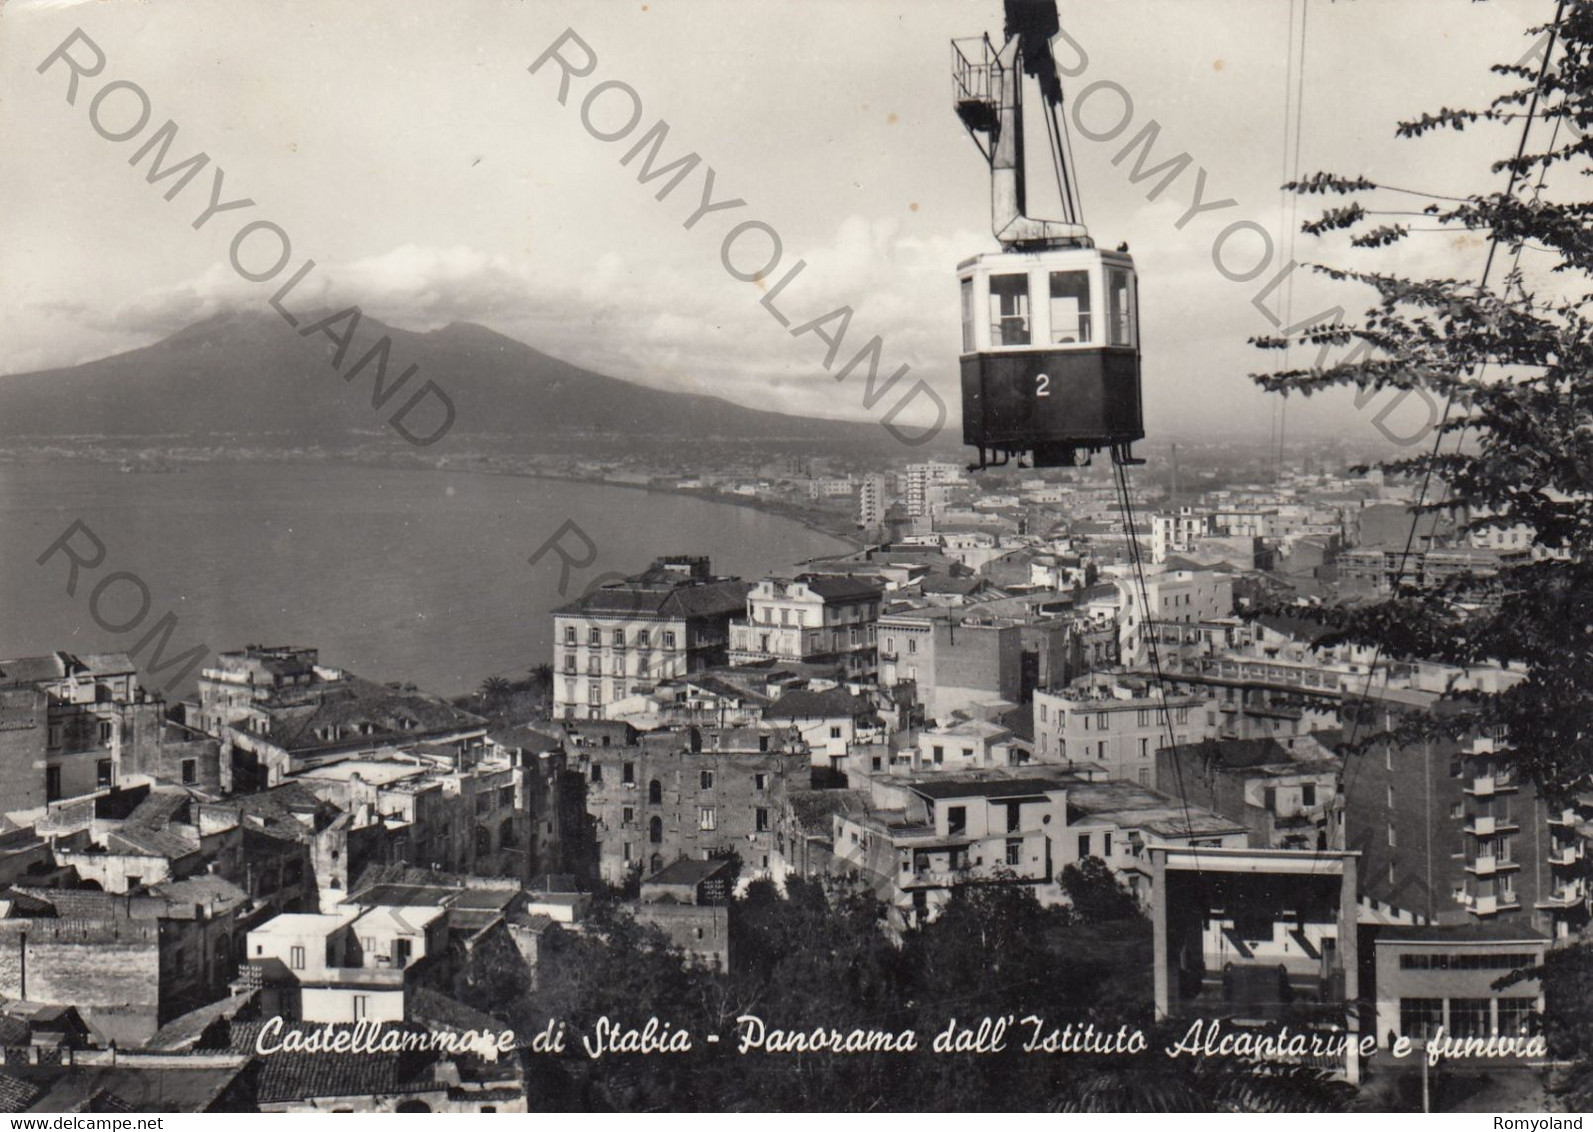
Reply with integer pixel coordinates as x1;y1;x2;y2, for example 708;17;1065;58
1254;6;1593;1103
1253;5;1593;798
1060;857;1143;924
479;675;512;704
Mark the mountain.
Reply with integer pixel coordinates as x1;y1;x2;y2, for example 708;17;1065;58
0;311;923;453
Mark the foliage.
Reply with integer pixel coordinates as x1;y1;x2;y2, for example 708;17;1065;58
506;878;1349;1111
1252;5;1593;803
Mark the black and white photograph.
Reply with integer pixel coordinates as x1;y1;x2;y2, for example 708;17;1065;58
0;0;1591;1116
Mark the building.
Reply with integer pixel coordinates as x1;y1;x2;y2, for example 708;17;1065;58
858;473;887;529
1161;737;1341;850
552;557;750;719
728;575;883;676
902;461;964;518
1339;698;1581;937
196;646;489;789
1033;673;1212;787
877;608;1022;724
0;882;253;1047
1150;847;1362;1081
1372;923;1548;1049
833;776;1074;929
573;724;807;886
0;651;167;811
763;687;883;773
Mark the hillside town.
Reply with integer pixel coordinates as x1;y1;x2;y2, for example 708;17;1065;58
0;449;1574;1111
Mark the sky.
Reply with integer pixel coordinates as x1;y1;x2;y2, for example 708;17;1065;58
0;0;1569;444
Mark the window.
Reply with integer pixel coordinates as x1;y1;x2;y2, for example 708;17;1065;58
613;628;625;646
588;681;602;704
1139;737;1148;760
590;764;603;785
829;725;843;740
756;807;770;832
1400;998;1443;1040
1039;703;1048;723
1048;269;1091;343
907;639;917;654
500;785;514;807
932;745;944;765
699;807;717;831
1097;712;1109;729
754;773;767;791
663;631;677;649
46;766;61;802
1077;834;1091;858
649;816;663;843
1007;802;1021;832
565;626;576;645
648;779;662;804
1302;783;1316;807
98;720;115;745
1107;267;1135;346
700;770;714;790
1498;997;1537;1037
960;277;975;351
1103;832;1112;856
622;806;635;825
47;724;62;750
1137;709;1150;727
589;627;601;645
989;273;1031;346
623;761;635;785
289;945;306;971
1449;998;1491;1039
1006;839;1022;866
947;806;966;835
623;841;633;861
1138;768;1150;786
96;759;113;788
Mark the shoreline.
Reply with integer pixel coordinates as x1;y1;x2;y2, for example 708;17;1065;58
0;446;872;553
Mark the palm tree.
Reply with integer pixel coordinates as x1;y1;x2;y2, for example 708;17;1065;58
527;663;554;689
478;675;512;704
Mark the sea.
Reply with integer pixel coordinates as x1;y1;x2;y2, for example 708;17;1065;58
0;461;850;698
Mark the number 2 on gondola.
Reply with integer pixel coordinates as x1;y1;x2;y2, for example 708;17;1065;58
1035;373;1051;397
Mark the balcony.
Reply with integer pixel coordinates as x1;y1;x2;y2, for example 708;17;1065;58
1466;816;1496;837
1536;883;1586;910
1465;855;1518;877
1465;774;1516;797
1550;843;1584;867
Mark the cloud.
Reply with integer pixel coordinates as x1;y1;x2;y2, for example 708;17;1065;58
22;217;987;425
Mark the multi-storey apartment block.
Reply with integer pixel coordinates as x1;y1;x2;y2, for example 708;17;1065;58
1033;673;1211;788
552;557;750;720
728;575;882;676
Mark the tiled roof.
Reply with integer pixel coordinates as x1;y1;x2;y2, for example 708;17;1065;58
910;777;1069;801
0;1073;41;1113
786;790;870;836
234;1023;444;1104
258;682;486;755
765;688;872;720
796;575;883;602
557;578;749;620
145;990;260;1052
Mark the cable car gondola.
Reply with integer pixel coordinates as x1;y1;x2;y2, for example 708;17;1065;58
952;1;1145;470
